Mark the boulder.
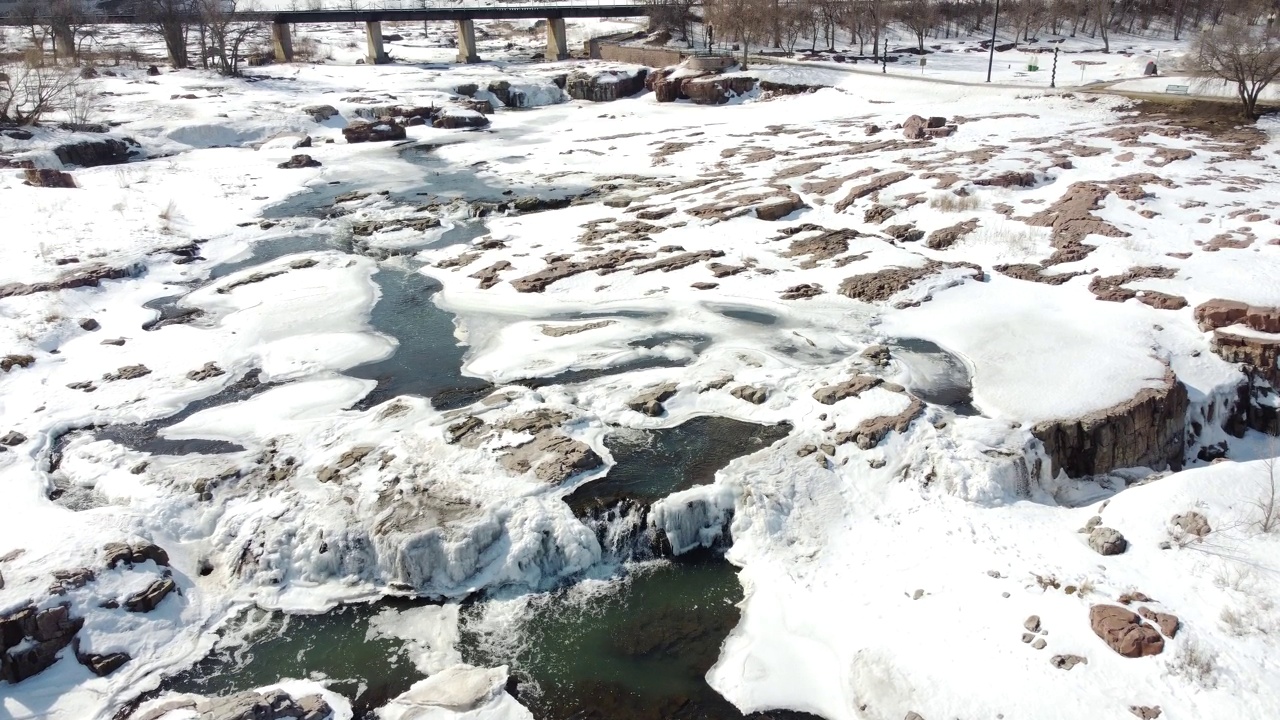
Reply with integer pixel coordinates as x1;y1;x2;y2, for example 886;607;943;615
76;648;130;676
2;354;35;372
124;577;176;613
1137;607;1180;637
731;385;769;404
302;104;339;122
434;109;491;129
342;121;407;144
902;115;929;140
0;431;26;446
1131;706;1162;719
1050;654;1087;670
1172;511;1211;538
277;154;321;169
1087;527;1127;555
147;65;161;75
500;432;603;484
187;362;226;381
103;364;151;381
24;169;77;188
53;138;135;168
1089;605;1164;657
629;382;678;416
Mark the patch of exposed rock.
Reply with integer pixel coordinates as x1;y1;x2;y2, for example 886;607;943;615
54;137;137;168
837;396;926;449
103;541;170;569
834;171;912;213
511;248;656;292
993;263;1085;286
814;375;882;404
500;432;603;484
628;382;678;416
2;354;35;372
0;263;141;299
925;218;980;250
1088;266;1180;306
838;261;983;304
780;283;823;300
469;261;512;289
540;320;615;337
277;154;321;169
1032;370;1188;477
194;689;332;720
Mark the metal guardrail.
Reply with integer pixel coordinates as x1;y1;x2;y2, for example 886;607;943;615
0;0;657;24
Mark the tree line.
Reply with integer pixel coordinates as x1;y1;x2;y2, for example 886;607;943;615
5;0;267;76
652;0;1279;54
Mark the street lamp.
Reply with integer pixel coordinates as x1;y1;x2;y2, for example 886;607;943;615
986;0;1001;83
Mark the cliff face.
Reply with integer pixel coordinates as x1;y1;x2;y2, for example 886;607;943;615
1032;371;1189;478
1196;299;1280;435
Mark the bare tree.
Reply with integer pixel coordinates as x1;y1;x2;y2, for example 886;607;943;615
1251;454;1279;533
135;0;197;69
704;0;771;66
1192;19;1280;119
897;0;939;52
47;0;99;65
198;0;265;76
0;62;82;125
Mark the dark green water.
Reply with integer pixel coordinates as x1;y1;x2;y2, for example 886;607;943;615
566;417;792;516
160;599;430;716
462;554;750;720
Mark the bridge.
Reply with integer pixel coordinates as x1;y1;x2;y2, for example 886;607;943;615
0;2;654;65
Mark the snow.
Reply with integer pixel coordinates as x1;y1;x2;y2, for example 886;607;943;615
2;15;1280;720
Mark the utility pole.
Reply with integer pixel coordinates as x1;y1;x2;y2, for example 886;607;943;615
986;0;1001;83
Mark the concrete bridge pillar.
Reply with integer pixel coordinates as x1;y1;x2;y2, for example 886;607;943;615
272;21;294;63
545;17;568;61
456;19;480;63
365;21;391;64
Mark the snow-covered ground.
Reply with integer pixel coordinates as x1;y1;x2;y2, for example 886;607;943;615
3;16;1280;720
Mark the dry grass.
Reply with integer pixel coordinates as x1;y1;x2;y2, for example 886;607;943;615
929;193;982;213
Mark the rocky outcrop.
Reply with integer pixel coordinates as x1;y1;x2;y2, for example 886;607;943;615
683;75;757;105
0;263;141;299
1024;182;1129;264
469;261;512;289
1;603;84;683
837;396;926;449
342;121;407;143
731;385;769;404
565;68;648;102
53;138;137;167
1089;605;1164;658
187;362;226;381
194;689;332;720
103;541;170;569
74;641;129;676
1032;371;1188;477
